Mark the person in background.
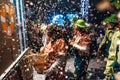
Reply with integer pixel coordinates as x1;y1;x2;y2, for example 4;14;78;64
102;14;119;80
97;14;116;62
96;25;105;49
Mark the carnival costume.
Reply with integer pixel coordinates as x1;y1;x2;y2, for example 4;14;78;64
70;19;91;80
103;14;119;79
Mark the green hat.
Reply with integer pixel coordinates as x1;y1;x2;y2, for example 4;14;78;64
104;14;118;24
72;17;78;23
74;19;91;29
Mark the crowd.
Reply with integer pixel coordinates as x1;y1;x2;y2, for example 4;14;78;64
25;12;120;80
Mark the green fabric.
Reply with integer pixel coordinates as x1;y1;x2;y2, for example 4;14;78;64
99;29;114;48
104;28;120;78
104;14;118;24
72;17;78;23
117;35;120;39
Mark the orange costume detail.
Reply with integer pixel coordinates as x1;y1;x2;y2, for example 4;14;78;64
0;3;15;35
33;39;67;73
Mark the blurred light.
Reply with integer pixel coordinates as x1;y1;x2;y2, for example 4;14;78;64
96;0;111;11
26;4;28;7
30;2;33;6
117;11;120;19
102;21;106;25
66;14;79;27
66;14;78;21
81;0;89;20
52;14;65;26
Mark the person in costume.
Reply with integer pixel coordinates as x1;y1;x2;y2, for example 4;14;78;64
103;14;119;80
40;24;68;80
97;14;117;61
69;19;92;80
27;23;68;80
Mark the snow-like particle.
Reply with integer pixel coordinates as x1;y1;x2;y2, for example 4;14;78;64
24;65;27;67
60;71;63;75
65;76;68;78
26;68;29;71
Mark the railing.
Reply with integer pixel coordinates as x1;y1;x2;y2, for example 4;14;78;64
0;48;29;80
